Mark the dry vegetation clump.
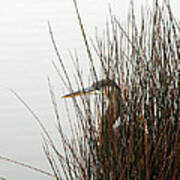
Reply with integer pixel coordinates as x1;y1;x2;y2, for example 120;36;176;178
45;0;179;179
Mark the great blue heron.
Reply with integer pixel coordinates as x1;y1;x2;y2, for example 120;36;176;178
62;79;122;133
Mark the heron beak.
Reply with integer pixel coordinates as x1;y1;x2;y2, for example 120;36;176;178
62;86;96;98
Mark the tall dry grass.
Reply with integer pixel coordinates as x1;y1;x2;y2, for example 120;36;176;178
0;0;179;179
45;0;179;179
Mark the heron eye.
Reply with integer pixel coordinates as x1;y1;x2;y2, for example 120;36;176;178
95;86;100;90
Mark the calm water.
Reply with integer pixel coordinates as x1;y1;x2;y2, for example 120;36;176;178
0;0;179;179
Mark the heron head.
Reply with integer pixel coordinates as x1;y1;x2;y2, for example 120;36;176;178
91;79;118;90
62;79;118;98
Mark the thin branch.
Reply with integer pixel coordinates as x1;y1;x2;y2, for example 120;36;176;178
0;155;56;178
